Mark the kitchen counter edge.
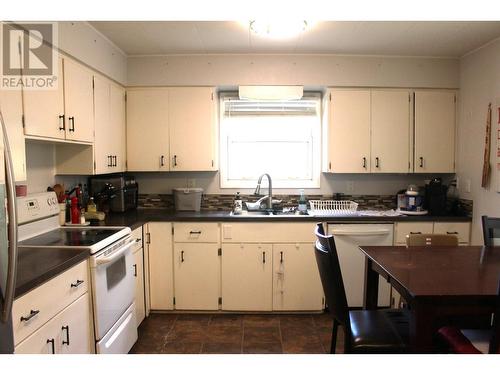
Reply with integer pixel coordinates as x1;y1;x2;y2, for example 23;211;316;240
103;209;472;230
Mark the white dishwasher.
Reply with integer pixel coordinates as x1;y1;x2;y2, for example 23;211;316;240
327;223;393;308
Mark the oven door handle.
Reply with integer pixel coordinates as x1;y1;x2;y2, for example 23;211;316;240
95;239;135;265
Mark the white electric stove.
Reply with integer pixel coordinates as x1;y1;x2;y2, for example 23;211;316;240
17;192;138;354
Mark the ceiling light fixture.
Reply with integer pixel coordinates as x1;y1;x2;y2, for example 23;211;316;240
249;20;308;39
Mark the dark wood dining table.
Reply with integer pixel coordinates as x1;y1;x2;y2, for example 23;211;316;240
359;245;500;353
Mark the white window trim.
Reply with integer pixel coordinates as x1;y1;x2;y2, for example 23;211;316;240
219;93;322;189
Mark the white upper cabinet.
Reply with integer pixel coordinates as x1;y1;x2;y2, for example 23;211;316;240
110;83;126;171
23;55;65;140
325;89;371;173
169;87;217;171
23;55;94;143
63;59;94;143
0;87;26;181
126;88;170;172
414;91;456;173
371;90;411;173
94;75;126;174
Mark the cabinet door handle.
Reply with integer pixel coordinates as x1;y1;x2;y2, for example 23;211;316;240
113;155;117;167
70;279;84;288
280;251;283;263
135;238;141;243
133;264;137;277
262;252;266;264
181;250;185;262
173;155;178;167
160;155;165;167
47;338;55;354
419;157;424;168
68;116;75;132
375;157;379;168
62;325;70;345
107;155;112;167
362;157;367;168
446;231;459;235
58;115;65;131
20;309;40;322
410;231;422;234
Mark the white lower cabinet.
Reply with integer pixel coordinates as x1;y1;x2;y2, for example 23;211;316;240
133;247;145;327
221;243;273;311
272;244;324;311
173;243;220;310
15;293;92;354
146;222;174;310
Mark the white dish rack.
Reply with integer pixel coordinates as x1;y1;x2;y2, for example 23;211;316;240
308;200;359;217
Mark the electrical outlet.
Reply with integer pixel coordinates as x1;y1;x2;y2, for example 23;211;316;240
187;179;196;188
346;181;355;192
465;179;471;193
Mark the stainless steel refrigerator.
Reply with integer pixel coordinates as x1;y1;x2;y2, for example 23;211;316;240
0;109;18;354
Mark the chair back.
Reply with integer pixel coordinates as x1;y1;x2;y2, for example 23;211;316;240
314;223;350;327
482;216;500;246
406;233;458;247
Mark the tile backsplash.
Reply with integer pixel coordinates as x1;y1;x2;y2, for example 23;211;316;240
138;193;473;216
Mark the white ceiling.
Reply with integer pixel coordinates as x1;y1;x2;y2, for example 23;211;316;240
89;21;500;58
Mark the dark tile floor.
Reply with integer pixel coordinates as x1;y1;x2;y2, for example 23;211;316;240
130;312;344;354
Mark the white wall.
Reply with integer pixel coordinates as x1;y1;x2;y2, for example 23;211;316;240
57;22;127;84
127;54;459;88
134;171;451;196
456;38;500;245
25;141;55;194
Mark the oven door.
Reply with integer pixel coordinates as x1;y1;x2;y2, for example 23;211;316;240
91;238;136;340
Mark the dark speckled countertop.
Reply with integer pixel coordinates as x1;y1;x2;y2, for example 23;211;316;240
102;208;472;230
15;247;89;298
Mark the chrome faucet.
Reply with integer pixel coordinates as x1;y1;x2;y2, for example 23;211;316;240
254;173;272;210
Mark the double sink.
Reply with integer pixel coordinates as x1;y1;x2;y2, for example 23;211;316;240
229;210;310;218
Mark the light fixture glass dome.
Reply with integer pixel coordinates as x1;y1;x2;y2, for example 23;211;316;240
249;20;308;39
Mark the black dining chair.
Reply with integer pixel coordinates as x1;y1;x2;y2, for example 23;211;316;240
314;223;409;354
482;216;500;246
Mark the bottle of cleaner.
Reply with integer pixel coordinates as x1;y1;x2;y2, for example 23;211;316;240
298;189;307;214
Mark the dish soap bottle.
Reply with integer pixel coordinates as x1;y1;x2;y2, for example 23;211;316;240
233;192;243;214
298;189;307;214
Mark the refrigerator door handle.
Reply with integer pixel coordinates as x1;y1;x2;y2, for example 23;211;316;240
0;110;19;323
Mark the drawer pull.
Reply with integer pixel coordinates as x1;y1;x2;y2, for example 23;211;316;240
70;279;84;288
409;231;422;234
62;325;70;345
47;338;55;354
135;238;141;243
446;231;459;235
20;309;40;322
189;231;202;235
133;264;137;277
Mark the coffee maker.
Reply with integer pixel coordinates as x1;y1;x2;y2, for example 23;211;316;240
425;178;448;216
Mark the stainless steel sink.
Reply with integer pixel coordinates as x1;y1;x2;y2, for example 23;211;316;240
229;210;310;217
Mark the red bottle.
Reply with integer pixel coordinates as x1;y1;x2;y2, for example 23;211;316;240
71;197;80;224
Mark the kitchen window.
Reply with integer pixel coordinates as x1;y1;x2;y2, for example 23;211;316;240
219;93;321;188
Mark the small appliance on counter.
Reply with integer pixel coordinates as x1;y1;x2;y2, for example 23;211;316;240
397;184;428;215
424;178;448;216
173;188;203;211
89;173;138;213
